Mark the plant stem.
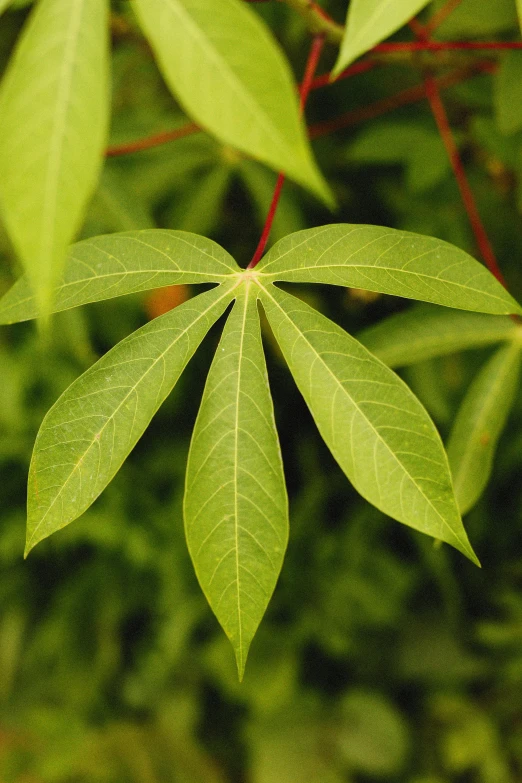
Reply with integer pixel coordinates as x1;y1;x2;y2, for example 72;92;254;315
279;0;343;44
423;71;508;287
309;60;495;138
106;123;200;157
248;34;326;269
375;41;522;52
424;0;464;36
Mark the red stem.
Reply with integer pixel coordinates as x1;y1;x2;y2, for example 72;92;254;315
375;41;522;52
248;34;325;268
309;60;495;138
106;123;200;157
310;58;378;89
424;0;464;36
423;72;507;286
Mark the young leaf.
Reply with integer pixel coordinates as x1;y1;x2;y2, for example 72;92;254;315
0;230;240;325
132;0;332;206
256;225;522;315
259;283;479;564
0;0;110;318
25;283;236;555
333;0;431;75
185;283;288;678
357;305;517;368
447;340;522;515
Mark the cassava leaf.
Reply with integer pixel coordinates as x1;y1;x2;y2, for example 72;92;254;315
333;0;431;75
259;283;479;564
357;305;517;368
132;0;332;206
0;230;240;324
25;283;236;555
256;225;522;315
0;0;110;318
184;283;288;678
447;340;522;515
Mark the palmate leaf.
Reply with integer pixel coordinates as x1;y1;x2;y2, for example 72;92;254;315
25;283;236;555
447;340;522;515
0;0;109;318
258;283;479;565
132;0;332;206
0;230;240;325
184;284;288;679
256;225;522;315
357;305;518;368
333;0;432;75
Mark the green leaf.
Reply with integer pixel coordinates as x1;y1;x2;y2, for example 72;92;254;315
132;0;333;206
0;0;110;318
0;0;13;16
447;340;522;515
333;0;431;74
256;225;522;315
168;164;231;235
259;283;479;564
495;52;522;136
185;283;288;678
0;230;240;324
357;305;517;368
518;0;522;35
434;0;518;37
25;283;236;555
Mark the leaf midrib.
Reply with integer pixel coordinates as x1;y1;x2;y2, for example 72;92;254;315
258;281;469;552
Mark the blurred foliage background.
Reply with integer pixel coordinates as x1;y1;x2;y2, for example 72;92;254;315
2;0;522;780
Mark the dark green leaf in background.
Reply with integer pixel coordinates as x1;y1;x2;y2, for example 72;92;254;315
357;305;518;367
447;338;522;515
0;0;110;318
495;51;522;136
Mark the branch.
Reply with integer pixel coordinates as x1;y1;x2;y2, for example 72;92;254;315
309;60;495;138
248;34;326;268
423;71;508;287
374;41;522;53
424;0;465;36
105;123;200;157
278;0;343;44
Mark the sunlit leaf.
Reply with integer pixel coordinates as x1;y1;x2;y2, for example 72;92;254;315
259;283;479;564
132;0;332;206
25;283;236;555
185;283;288;678
357;305;517;367
256;225;522;315
447;339;522;515
0;230;240;324
0;0;13;16
333;0;431;74
0;0;110;318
